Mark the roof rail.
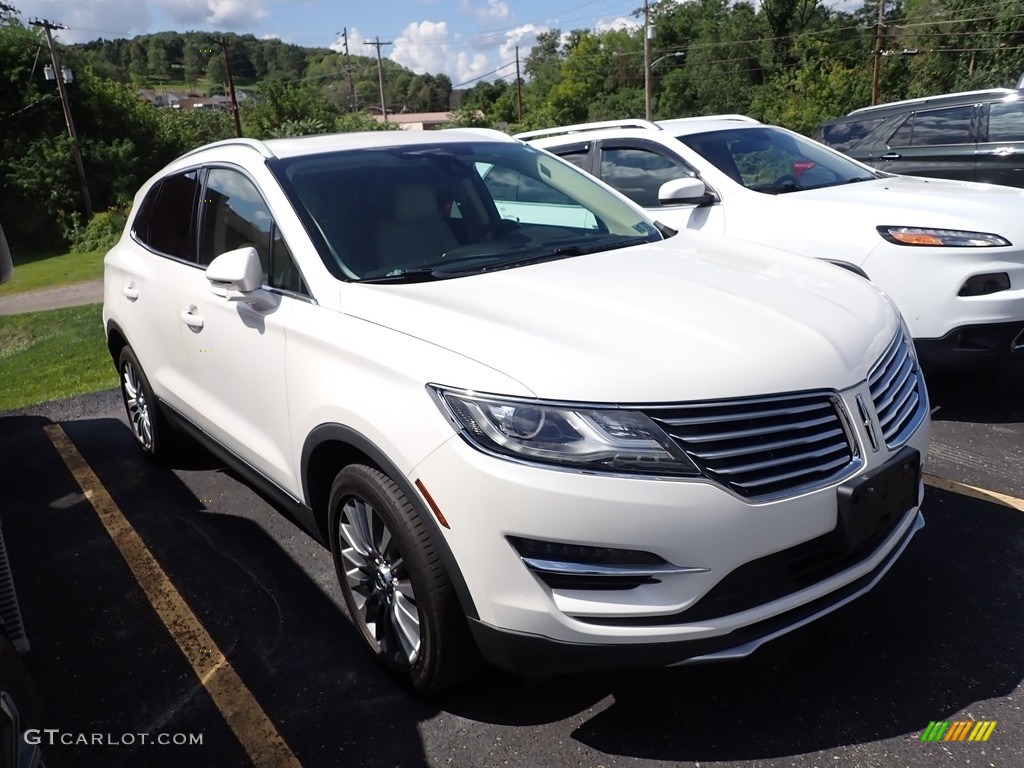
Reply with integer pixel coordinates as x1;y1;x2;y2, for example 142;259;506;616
848;88;1018;115
658;114;760;124
177;137;277;161
515;119;661;141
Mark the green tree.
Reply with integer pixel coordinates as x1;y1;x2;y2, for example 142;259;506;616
206;52;227;88
183;40;205;88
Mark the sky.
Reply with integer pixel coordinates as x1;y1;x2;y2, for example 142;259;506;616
10;0;644;87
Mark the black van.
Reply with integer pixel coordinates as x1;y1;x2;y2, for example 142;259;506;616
815;88;1024;187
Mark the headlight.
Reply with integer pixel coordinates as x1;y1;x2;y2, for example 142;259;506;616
429;386;700;476
877;226;1010;247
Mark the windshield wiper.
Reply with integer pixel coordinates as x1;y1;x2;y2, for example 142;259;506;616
358;267;450;284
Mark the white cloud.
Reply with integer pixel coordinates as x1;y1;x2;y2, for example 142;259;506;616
496;24;546;81
458;0;511;25
15;0;153;43
391;20;455;76
596;16;639;33
330;26;368;55
154;0;268;26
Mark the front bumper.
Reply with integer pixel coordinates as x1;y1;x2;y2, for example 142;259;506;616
469;509;923;675
409;381;930;674
914;320;1024;369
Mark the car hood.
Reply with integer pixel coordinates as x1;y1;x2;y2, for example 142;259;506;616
792;174;1024;235
340;236;899;403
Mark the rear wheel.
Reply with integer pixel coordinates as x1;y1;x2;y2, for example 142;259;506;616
117;346;174;460
328;464;475;692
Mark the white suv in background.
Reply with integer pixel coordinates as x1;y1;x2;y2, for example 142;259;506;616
520;117;1024;369
104;129;930;691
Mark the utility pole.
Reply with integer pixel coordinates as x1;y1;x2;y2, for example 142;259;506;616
31;17;92;218
365;37;391;123
217;38;243;137
515;46;523;123
341;28;357;111
870;0;886;106
643;0;653;120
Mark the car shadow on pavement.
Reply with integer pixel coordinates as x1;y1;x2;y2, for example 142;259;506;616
926;360;1024;424
0;413;438;768
440;486;1024;762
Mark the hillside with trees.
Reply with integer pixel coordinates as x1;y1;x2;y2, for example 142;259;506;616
2;0;1022;250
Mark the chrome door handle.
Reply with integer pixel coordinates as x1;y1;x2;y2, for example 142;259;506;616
122;283;139;301
881;152;901;160
179;305;204;331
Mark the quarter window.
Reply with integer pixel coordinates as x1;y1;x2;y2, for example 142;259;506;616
987;100;1024;142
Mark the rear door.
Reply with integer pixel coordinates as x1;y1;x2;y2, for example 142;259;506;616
107;171;200;411
873;104;979;181
977;98;1024;188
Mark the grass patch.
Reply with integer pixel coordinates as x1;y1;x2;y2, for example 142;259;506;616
0;303;116;412
0;249;105;295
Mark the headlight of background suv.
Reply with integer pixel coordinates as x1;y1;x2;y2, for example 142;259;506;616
877;226;1010;247
429;386;700;476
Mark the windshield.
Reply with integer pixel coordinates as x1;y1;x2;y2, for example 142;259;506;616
273;141;661;282
677;126;880;194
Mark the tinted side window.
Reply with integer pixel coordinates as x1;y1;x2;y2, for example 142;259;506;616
200;169;272;269
987;100;1024;141
888;106;974;147
482;165;576;205
557;150;589;169
816;118;887;152
599;147;693;207
138;171;200;261
199;168;305;293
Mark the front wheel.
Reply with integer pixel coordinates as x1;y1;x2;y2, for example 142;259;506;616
328;464;475;692
117;345;174;460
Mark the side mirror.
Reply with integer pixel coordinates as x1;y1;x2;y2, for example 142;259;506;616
0;224;12;285
206;246;263;292
658;177;714;206
205;247;277;311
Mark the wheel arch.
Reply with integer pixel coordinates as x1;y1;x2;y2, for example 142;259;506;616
301;424;479;620
105;319;129;364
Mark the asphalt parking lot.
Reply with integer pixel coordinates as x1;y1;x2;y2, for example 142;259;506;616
0;363;1021;768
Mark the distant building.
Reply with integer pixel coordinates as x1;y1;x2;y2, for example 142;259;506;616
372;111;482;131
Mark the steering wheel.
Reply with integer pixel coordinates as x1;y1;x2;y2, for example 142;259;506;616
471;218;522;242
771;174;800;189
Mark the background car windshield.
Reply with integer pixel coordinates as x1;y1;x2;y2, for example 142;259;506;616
274;142;659;281
678;127;878;193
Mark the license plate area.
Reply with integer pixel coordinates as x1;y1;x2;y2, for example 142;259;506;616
836;446;921;550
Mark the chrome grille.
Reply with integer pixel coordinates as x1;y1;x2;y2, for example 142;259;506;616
643;392;856;500
868;332;927;448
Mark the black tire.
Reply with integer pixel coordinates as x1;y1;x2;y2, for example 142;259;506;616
0;633;46;768
117;345;174;460
328;464;477;692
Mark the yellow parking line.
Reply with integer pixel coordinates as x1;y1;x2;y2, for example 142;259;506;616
924;473;1024;512
44;425;301;768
